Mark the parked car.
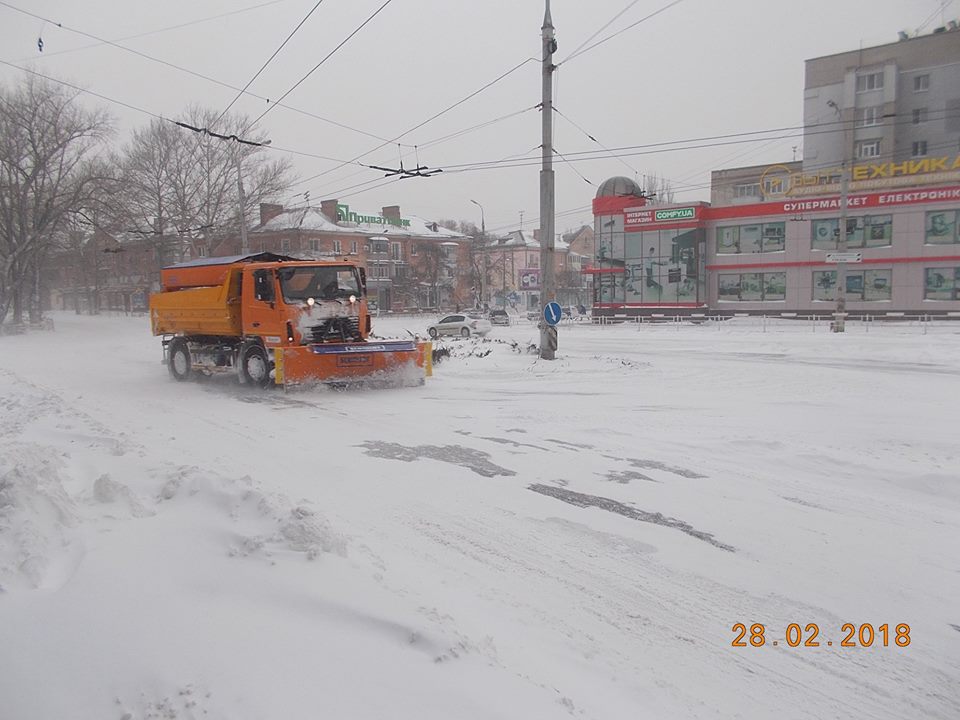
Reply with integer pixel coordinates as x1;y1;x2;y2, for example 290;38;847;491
427;314;492;339
488;308;510;326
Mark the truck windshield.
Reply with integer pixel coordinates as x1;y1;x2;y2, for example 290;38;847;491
278;266;360;303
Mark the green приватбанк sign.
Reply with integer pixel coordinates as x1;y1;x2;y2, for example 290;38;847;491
337;203;411;228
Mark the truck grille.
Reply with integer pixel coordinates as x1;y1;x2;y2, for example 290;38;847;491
306;317;361;343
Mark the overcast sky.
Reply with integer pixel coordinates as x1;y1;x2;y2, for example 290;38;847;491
0;0;947;234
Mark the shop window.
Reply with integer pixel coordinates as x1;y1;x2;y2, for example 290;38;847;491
717;222;784;254
813;269;891;301
717;272;785;301
925;210;959;244
812;215;892;249
924;267;960;300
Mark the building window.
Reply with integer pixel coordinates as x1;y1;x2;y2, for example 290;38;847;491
718;272;785;301
911;140;928;157
391;242;401;260
280;238;290;252
812;215;893;249
733;183;759;198
856;106;881;127
716;222;785;254
196;244;207;257
855;139;881;159
333;239;342;254
912;108;928;124
813;269;891;301
762;177;786;196
914;74;929;92
855;71;883;92
369;240;387;254
925;210;959;244
410;243;418;256
924;267;960;300
351;240;358;254
308;238;319;252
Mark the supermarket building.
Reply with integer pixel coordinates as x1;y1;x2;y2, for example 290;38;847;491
589;172;960;316
588;26;960;317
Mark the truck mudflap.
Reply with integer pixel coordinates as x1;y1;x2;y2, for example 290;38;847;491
275;340;432;387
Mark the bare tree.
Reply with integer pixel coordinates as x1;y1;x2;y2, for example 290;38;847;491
112;106;295;276
0;74;112;326
643;173;675;205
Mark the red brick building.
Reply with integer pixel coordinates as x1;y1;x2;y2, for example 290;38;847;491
212;200;472;312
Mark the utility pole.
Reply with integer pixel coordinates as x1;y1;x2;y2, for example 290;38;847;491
237;152;250;255
834;163;848;333
831;101;847;333
539;0;557;359
471;199;487;306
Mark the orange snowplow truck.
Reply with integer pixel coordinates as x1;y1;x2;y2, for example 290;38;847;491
149;253;431;387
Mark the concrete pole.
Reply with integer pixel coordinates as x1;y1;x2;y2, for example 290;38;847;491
237;152;250;255
539;0;557;359
833;106;848;333
471;199;486;304
834;165;848;332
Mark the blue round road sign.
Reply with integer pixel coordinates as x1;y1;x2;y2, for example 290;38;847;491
543;301;562;326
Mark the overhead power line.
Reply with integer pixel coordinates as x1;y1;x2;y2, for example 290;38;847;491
285;57;538;191
564;0;645;61
217;0;328;124
16;0;287;62
0;0;396;144
559;0;684;65
247;0;395;129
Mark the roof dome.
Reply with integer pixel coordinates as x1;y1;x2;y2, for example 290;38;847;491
595;176;644;199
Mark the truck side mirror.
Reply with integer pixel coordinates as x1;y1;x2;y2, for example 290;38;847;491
358;266;367;291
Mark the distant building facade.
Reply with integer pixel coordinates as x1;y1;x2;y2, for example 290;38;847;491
588;26;960;318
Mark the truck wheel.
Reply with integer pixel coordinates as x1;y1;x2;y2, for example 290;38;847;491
168;338;192;381
460;327;470;338
240;343;271;388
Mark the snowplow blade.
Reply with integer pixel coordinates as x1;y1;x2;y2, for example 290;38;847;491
275;340;432;387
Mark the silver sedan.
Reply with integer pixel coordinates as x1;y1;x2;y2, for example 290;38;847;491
426;314;493;339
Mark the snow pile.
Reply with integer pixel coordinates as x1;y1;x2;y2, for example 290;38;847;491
0;443;77;592
157;468;346;560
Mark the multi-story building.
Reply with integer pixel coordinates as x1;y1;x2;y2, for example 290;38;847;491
210;200;471;312
803;25;960;172
477;229;588;310
588;25;960;318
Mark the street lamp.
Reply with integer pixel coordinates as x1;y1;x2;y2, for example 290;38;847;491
470;199;487;306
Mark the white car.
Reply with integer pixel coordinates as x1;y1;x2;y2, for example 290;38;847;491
427;314;492;339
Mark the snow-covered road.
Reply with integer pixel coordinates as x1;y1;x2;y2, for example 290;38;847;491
1;313;958;719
